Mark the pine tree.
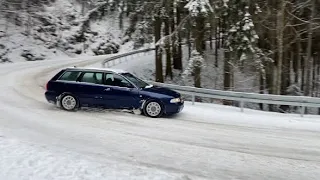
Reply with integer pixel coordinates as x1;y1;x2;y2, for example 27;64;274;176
184;0;213;88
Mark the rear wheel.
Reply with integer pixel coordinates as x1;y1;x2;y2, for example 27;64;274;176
143;100;163;118
60;94;78;111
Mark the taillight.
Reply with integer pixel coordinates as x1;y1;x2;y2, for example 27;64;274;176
45;82;48;90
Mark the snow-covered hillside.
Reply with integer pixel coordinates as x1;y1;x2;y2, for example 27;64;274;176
0;0;133;63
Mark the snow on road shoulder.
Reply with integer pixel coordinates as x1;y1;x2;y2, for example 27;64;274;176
0;136;194;180
180;101;320;132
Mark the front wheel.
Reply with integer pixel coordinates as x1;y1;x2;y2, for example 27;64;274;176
143;100;163;118
60;94;78;111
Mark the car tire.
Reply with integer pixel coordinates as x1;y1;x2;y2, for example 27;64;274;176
60;94;79;111
143;100;163;118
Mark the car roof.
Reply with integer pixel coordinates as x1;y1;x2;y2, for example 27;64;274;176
64;67;129;74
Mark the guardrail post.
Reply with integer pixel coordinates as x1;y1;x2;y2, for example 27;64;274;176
192;94;195;105
240;101;244;112
300;106;305;117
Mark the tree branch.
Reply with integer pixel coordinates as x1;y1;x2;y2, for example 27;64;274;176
155;14;190;47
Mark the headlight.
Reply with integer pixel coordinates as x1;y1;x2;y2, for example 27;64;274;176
170;98;181;103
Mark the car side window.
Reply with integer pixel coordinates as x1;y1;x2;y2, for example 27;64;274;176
58;71;81;81
80;72;103;85
105;73;134;88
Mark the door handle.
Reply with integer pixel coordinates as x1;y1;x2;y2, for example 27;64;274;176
104;88;111;91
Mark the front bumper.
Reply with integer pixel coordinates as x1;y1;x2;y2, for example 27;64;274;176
165;101;184;115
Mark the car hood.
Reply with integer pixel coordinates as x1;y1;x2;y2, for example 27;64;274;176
141;85;180;97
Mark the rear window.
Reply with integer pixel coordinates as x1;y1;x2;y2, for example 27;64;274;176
58;71;81;81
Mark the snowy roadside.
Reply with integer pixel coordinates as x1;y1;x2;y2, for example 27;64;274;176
0;136;195;180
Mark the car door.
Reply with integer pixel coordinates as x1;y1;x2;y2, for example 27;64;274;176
75;71;107;107
103;72;140;109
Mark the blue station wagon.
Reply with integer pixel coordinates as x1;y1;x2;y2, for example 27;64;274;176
45;67;184;118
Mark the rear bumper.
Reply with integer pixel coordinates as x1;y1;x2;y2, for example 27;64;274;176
45;91;58;104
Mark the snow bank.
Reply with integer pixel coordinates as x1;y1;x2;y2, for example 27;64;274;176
181;101;320;132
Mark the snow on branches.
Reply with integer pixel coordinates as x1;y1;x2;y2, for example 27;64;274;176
182;50;204;78
219;1;271;72
184;0;213;17
226;6;259;59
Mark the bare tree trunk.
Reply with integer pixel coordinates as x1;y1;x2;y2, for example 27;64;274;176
266;64;273;111
164;17;172;79
271;64;278;110
317;56;320;98
223;50;232;105
318;56;320;115
126;0;133;17
119;3;124;30
195;17;205;54
172;1;182;70
259;72;265;110
279;50;290;112
281;51;290;95
187;20;192;59
171;11;177;70
302;57;306;91
215;18;219;67
305;0;315;96
276;0;286;95
154;16;163;82
296;39;302;87
221;16;225;49
194;16;205;88
290;51;294;85
209;20;213;50
177;31;183;70
312;55;317;96
177;3;183;70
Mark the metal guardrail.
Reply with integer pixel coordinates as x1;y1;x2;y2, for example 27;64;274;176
149;82;320;117
102;48;155;68
101;48;320;117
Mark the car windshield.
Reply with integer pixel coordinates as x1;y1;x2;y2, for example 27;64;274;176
120;73;151;89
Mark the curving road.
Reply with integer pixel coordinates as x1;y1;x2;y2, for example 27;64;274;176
0;55;320;180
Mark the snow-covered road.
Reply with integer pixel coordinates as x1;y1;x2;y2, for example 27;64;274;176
0;54;320;180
